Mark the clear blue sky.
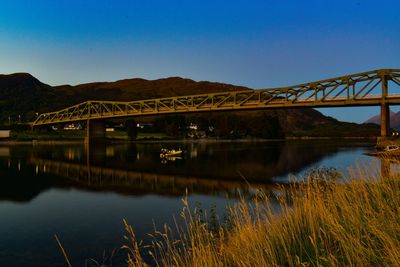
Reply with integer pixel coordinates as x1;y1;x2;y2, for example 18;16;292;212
0;0;399;122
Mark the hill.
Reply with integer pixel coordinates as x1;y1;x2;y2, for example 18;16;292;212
364;111;400;130
0;73;380;137
0;74;247;123
55;77;249;102
0;73;57;122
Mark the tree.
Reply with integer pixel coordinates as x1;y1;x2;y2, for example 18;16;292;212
165;115;187;137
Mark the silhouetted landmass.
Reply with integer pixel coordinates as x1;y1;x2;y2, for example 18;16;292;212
0;73;247;123
55;76;249;101
0;73;380;137
365;111;400;130
292;122;380;137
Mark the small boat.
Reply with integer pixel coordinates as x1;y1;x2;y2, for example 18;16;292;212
160;148;183;158
365;144;400;158
384;145;400;152
164;149;183;157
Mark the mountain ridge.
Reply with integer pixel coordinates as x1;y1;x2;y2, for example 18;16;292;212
54;76;250;102
364;111;400;130
0;73;249;121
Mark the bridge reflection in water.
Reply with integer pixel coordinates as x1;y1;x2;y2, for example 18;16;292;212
26;142;311;199
2;141;398;203
26;141;340;198
33;145;400;190
30;157;270;198
380;155;400;179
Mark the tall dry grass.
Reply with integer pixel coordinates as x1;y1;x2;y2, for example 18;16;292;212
123;169;400;266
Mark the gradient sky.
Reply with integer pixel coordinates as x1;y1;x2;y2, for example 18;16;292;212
0;0;399;122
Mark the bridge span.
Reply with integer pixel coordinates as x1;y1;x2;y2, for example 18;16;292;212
32;69;400;141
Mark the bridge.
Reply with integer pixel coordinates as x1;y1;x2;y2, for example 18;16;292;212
32;68;400;141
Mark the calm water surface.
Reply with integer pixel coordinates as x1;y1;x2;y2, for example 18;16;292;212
0;140;385;266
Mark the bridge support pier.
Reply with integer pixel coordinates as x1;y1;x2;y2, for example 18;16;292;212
85;119;106;144
376;104;394;149
380;103;390;138
376;73;397;149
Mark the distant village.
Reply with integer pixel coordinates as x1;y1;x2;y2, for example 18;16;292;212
50;121;211;139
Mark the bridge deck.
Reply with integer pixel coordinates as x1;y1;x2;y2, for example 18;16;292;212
33;68;400;126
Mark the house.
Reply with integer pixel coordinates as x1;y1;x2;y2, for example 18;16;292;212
64;123;83;130
0;130;11;139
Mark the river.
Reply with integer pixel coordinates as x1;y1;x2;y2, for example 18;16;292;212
0;140;387;266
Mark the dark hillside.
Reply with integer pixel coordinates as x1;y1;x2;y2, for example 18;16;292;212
54;77;249;102
0;73;58;122
0;75;248;123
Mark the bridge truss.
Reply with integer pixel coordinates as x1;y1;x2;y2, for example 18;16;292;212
33;69;400;126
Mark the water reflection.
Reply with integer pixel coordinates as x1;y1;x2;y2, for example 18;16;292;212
376;155;400;179
0;140;393;267
31;157;270;198
0;140;381;203
31;141;346;180
0;147;10;157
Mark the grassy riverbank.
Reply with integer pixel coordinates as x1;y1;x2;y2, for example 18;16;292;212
123;171;400;266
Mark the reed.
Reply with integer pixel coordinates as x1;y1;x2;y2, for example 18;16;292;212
123;168;400;266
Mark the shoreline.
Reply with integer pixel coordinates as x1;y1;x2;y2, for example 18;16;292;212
0;136;377;145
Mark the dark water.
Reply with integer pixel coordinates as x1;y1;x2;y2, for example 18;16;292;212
0;140;383;266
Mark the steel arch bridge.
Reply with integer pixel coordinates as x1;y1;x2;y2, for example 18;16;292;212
32;68;400;138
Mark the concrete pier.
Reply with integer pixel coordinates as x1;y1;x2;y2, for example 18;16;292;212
380;103;390;137
85;119;106;144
